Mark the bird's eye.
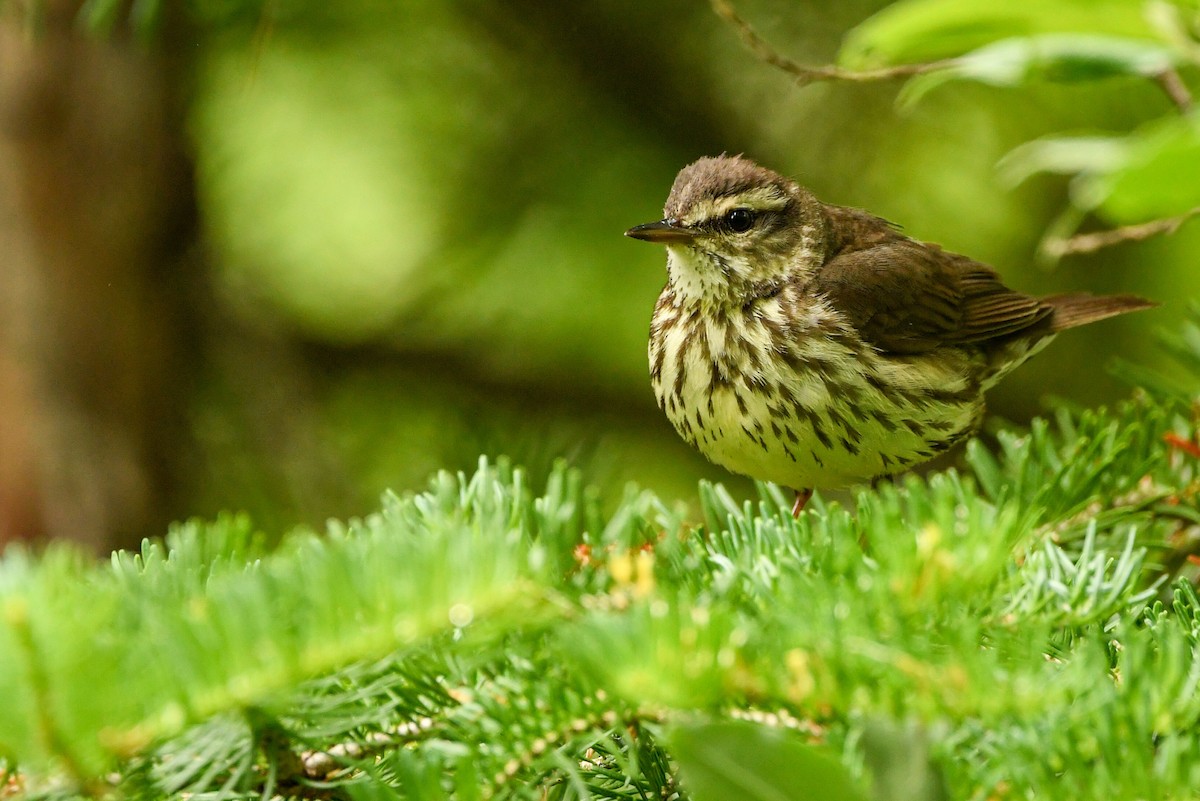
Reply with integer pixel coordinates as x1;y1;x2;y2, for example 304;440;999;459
725;208;755;233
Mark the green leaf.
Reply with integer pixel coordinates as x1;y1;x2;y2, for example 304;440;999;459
996;135;1129;186
899;34;1178;106
668;720;868;801
1075;114;1200;223
76;0;123;34
130;0;164;39
840;0;1160;69
860;718;950;801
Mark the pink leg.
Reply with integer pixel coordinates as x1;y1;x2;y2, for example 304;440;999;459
791;488;813;517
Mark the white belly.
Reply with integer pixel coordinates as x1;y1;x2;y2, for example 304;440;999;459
650;295;983;490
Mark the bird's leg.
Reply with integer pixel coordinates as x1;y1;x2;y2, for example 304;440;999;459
791;488;813;517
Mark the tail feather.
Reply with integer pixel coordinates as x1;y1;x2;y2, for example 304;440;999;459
1042;293;1157;332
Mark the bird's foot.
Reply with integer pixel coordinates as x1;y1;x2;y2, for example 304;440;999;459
791;488;813;518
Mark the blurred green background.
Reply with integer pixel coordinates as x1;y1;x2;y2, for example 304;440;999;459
1;0;1194;550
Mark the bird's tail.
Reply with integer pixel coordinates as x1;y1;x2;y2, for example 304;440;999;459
1042;293;1157;332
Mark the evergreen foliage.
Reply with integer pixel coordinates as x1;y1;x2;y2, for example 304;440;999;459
8;1;1200;798
0;313;1197;800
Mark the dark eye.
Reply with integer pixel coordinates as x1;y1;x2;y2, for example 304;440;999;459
725;208;755;233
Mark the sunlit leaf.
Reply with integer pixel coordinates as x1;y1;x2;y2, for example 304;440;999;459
1074;114;1200;222
669;720;868;801
997;135;1130;186
840;0;1160;69
899;34;1177;105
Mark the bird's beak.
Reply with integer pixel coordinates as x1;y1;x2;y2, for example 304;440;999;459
625;219;696;244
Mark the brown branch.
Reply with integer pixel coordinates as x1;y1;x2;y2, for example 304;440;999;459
1154;68;1195;113
711;0;1200;258
1044;207;1200;258
710;0;953;86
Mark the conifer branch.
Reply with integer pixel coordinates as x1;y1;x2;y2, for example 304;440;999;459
2;310;1199;799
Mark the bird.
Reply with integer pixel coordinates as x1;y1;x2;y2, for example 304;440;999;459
625;155;1155;516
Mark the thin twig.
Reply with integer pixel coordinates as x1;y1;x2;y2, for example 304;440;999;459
713;0;1199;259
1044;207;1200;257
1154;68;1195;113
710;0;953;86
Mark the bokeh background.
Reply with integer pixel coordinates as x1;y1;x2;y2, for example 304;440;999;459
2;0;1195;551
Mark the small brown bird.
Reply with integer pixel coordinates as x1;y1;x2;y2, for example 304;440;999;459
626;155;1154;515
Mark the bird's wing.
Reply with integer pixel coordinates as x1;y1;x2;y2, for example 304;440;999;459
812;240;1049;355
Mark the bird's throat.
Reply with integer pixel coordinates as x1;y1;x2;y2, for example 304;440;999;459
665;247;742;307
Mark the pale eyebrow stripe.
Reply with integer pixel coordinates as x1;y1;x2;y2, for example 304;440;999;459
709;189;788;215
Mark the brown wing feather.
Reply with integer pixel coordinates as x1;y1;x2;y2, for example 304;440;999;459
813;236;1048;354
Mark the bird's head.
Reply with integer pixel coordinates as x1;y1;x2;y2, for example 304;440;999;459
626;155;829;304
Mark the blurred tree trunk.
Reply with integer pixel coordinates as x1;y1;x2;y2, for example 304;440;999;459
0;1;199;552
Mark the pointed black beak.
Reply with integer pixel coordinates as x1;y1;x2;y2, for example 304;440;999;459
624;219;696;244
